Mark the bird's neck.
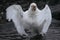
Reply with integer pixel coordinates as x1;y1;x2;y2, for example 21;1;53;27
27;10;37;18
27;7;40;18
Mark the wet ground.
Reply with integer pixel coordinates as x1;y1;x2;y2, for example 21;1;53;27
0;19;60;40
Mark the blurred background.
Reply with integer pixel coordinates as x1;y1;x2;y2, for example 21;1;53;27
0;0;60;40
0;0;60;24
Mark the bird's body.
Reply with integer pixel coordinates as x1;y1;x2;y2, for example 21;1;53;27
6;3;52;37
23;9;45;34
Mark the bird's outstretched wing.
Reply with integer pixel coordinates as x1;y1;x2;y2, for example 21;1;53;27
6;5;23;21
41;4;51;17
6;5;28;36
40;4;52;36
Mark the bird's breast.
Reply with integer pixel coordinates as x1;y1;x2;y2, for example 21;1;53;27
23;16;40;27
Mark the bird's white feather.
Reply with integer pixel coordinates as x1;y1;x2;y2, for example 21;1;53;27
40;4;52;36
23;3;52;36
6;5;28;36
6;3;52;37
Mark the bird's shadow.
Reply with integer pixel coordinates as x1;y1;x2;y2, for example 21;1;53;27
30;34;45;40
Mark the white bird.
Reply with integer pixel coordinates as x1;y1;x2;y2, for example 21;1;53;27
6;3;52;37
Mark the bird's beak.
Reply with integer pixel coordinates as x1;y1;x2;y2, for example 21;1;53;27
32;5;36;11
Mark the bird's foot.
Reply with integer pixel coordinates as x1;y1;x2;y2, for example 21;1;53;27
40;33;46;40
20;34;29;39
40;32;46;36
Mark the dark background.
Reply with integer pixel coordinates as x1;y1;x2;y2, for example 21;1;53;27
0;0;60;24
0;0;60;40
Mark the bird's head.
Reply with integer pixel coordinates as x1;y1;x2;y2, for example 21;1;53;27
29;3;37;11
